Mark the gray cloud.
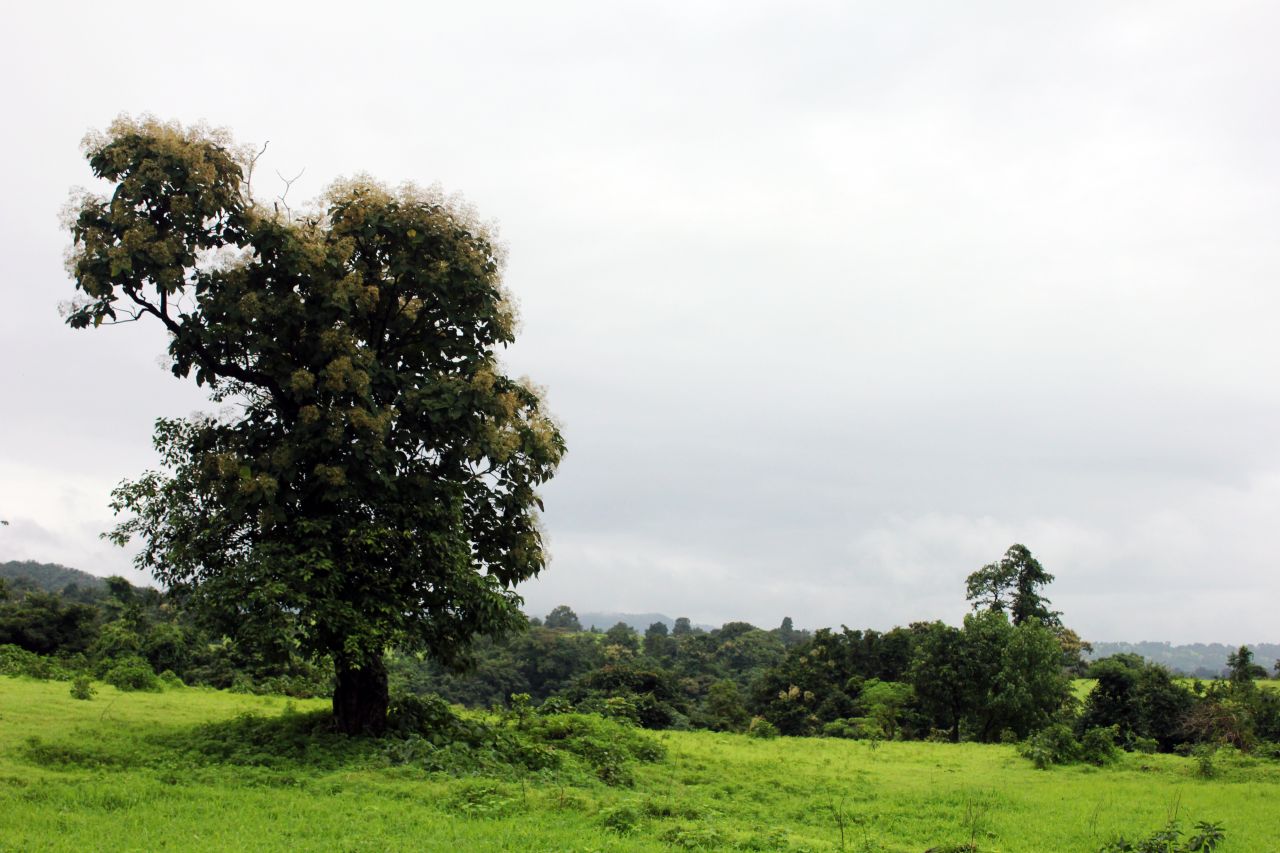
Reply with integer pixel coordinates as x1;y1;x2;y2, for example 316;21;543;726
3;1;1279;643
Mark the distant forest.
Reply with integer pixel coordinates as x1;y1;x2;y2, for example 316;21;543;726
3;560;1273;679
571;612;1277;680
5;552;1280;766
1088;641;1280;679
0;561;106;593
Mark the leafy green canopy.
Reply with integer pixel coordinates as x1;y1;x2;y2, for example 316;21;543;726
65;117;564;678
965;543;1060;627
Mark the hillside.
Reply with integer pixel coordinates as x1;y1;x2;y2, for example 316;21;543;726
0;560;107;593
1089;641;1280;678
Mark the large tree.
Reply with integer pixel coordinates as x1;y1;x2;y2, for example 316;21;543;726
65;117;565;734
965;543;1060;627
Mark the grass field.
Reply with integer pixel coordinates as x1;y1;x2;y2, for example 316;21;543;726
2;676;1278;852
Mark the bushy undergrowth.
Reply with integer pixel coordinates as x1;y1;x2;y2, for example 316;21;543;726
0;644;77;680
23;688;665;791
102;655;163;692
1097;819;1225;853
1019;723;1120;769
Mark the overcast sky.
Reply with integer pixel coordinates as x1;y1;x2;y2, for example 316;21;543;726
3;1;1278;643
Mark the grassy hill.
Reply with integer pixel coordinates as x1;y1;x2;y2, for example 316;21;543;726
2;676;1278;851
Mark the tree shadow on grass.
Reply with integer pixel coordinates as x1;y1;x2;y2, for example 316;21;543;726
22;699;667;787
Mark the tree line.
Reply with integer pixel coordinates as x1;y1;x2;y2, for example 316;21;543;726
14;546;1277;768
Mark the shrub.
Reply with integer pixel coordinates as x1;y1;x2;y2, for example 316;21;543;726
387;693;467;741
103;656;162;692
576;695;641;725
1131;736;1159;755
660;824;725;850
747;717;779;739
538;696;574;715
600;804;641;835
521;712;664;785
444;780;516;818
0;645;74;680
1254;741;1280;761
1098;818;1224;852
821;718;866;739
641;797;701;820
1019;723;1080;769
1080;725;1121;766
69;676;95;700
1192;743;1217;778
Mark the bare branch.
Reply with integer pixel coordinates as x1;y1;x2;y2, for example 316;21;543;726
275;167;305;217
243;141;269;205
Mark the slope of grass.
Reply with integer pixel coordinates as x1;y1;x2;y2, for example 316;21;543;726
2;676;1278;851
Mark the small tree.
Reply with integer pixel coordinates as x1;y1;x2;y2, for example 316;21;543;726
908;621;967;742
66;118;565;734
1226;645;1265;689
965;544;1060;627
544;606;582;631
642;621;674;661
604;621;639;652
704;679;750;731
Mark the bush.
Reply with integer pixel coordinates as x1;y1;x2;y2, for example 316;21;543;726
1192;743;1217;778
1080;725;1121;766
521;711;664;785
538;696;574;715
444;780;516;818
0;645;75;680
1020;723;1080;769
821;718;864;739
1255;741;1280;761
69;676;95;700
660;824;725;850
1098;818;1224;852
1131;736;1159;755
599;804;641;835
103;656;162;692
575;694;643;725
387;693;469;741
822;717;882;740
747;717;779;739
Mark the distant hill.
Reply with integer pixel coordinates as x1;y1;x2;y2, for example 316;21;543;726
0;560;107;593
1088;641;1280;679
574;612;718;633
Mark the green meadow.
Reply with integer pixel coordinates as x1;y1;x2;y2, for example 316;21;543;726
2;677;1278;852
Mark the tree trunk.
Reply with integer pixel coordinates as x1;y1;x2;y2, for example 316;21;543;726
332;655;389;735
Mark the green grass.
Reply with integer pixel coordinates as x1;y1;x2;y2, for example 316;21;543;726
2;676;1278;851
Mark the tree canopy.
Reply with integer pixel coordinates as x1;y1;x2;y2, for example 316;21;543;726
65;117;565;733
965;544;1060;627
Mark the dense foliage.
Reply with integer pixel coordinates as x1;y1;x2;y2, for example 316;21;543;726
6;546;1278;769
0;566;329;696
64;118;564;733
